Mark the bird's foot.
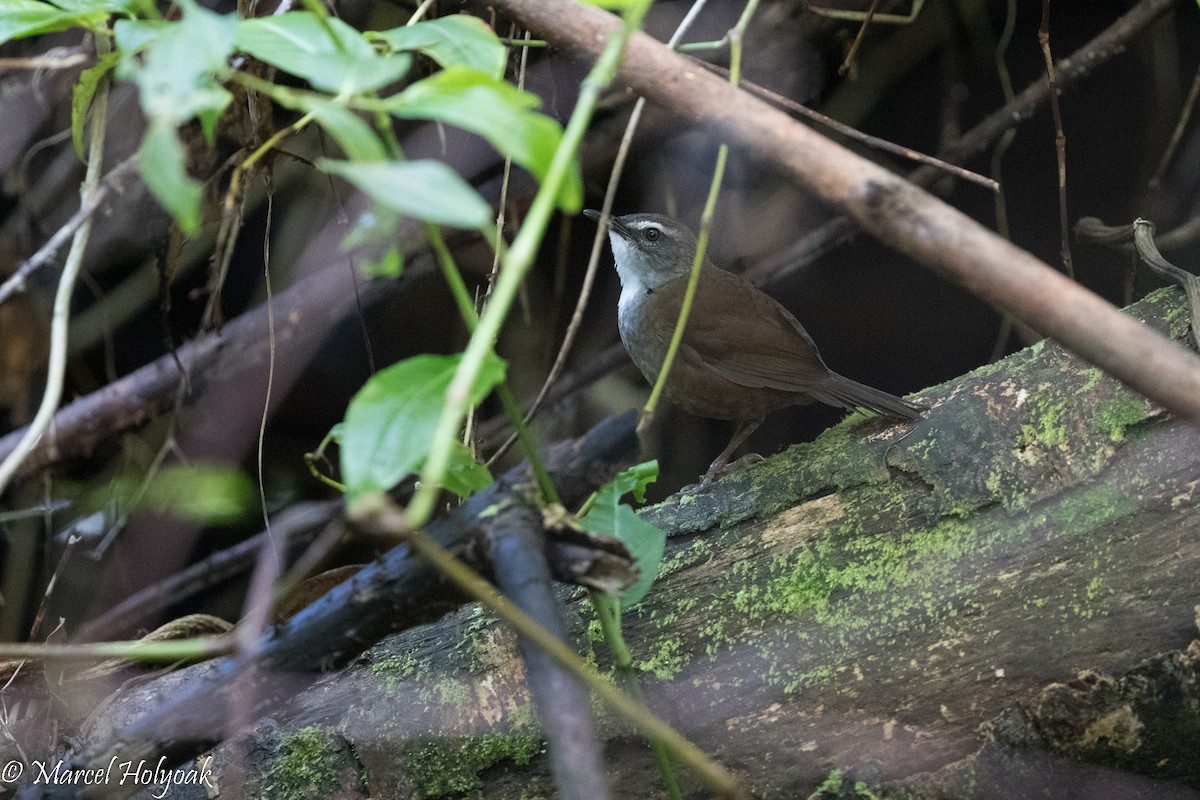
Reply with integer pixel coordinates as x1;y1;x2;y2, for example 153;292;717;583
694;452;765;489
729;453;764;470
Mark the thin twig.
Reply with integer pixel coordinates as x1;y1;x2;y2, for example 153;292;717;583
837;0;884;76
482;25;529;308
0;636;235;662
1037;0;1073;278
407;0;436;24
741;0;1174;286
806;0;925;24
256;183;277;530
0;35;114;495
0;155;138;307
642;0;758;436
701;61;998;192
1149;62;1200;190
0;51;89;69
486;0;712;466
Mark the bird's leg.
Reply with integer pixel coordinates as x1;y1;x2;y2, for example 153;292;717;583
701;419;762;486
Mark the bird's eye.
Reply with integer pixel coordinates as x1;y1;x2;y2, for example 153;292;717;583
644;227;661;242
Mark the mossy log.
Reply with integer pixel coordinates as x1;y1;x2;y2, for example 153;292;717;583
93;288;1200;799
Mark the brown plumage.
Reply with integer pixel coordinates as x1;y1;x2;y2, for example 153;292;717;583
586;210;921;483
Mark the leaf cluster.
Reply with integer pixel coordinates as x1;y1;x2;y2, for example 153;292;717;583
4;0;580;239
5;0;668;623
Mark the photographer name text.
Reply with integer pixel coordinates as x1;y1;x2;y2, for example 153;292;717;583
1;755;215;798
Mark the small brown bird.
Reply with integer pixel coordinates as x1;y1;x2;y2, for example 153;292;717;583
586;210;922;483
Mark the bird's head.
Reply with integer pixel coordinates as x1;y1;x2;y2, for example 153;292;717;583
584;211;700;291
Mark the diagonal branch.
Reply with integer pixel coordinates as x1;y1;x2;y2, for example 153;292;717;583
492;0;1200;424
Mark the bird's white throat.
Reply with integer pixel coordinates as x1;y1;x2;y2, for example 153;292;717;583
608;233;648;322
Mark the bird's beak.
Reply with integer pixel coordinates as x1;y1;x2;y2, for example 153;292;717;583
583;209;633;240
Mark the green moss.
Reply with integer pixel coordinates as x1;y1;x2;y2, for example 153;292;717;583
629;452;1148;700
750;517;976;628
1047;484;1137;534
1078;705;1143;752
807;769;885;799
635;635;687;679
451;606;502;670
1155;286;1192;339
1076;367;1104;395
1018;395;1068;449
854;781;883;800
371;651;419;677
425;677;475;709
399;730;543;798
262;726;361;800
516;779;554;800
814;769;845;794
786;664;836;694
586;616;604;642
370;649;421;696
1094;396;1149;442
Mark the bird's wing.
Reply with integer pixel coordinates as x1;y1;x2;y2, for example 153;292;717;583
659;269;834;392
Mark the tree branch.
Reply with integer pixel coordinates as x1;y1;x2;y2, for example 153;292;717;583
492;0;1200;424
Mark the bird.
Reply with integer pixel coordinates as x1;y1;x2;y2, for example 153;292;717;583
585;209;922;484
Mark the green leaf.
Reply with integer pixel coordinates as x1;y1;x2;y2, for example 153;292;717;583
442;441;493;498
116;0;235;126
71;50;119;160
341;207;404;277
318;158;492;229
51;0;139;12
375;15;506;79
339;352;506;498
579;461;664;607
235;12;411;94
603;459;659;504
235;78;388;161
300;98;388;161
385;66;581;212
119;465;254;524
0;0;107;44
138;117;202;236
111;17;166;54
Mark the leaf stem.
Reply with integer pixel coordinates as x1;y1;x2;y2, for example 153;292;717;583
0;636;235;662
641;0;759;432
594;587;683;798
425;224;560;503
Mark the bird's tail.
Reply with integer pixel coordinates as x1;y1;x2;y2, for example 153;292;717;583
815;374;924;420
